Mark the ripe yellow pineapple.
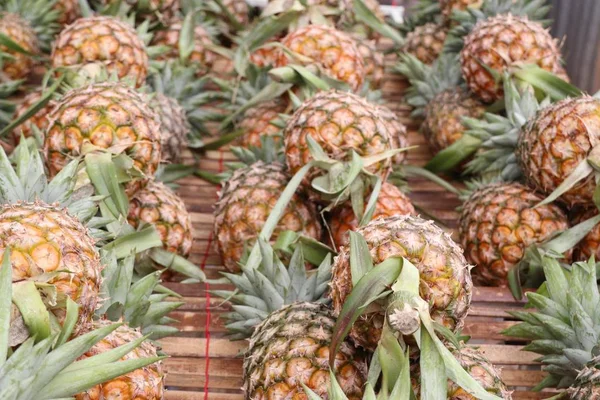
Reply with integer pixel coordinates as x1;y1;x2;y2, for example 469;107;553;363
329;182;415;248
244;302;368;399
275;25;366;93
12;89;57;144
128;180;193;259
403;23;448;65
151;20;216;76
44;83;162;196
0;13;39;80
0;202;102;333
75;320;165;400
238;100;287;148
461;14;563;103
331;215;473;350
214;162;322;272
423;87;486;156
284;90;394;198
51;16;149;88
516;96;600;208
459;182;569;286
412;345;512;399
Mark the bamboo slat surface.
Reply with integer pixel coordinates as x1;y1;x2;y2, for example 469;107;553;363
157;71;557;399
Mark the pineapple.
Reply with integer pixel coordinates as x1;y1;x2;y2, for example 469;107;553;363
214;161;322;272
569;356;600;399
516;96;600;208
99;0;180;22
440;0;484;19
55;0;80;25
128;180;193;259
403;22;448;65
74;320;165;400
570;207;600;262
12;89;56;143
378;104;410;166
284;89;394;197
238;100;287;148
0;202;102;334
44;83;162;196
354;36;385;90
274;25;366;93
460;14;563;103
150;93;189;163
412;345;511;399
0;13;39;80
329;182;415;248
51;16;149;88
459;182;569;286
151;19;216;76
244;302;368;399
221;0;250;26
249;42;279;68
503;257;600;394
330;215;473;350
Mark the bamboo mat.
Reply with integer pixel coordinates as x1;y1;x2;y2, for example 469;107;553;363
157;72;557;399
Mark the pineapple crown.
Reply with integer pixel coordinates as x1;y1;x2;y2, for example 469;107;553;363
1;0;61;53
0;253;163;400
444;0;552;54
463;77;550;180
397;0;441;34
503;256;600;391
394;52;464;119
212;238;333;340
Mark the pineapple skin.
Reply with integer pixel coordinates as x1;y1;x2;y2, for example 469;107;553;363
354;36;385;89
571;207;600;262
377;103;409;166
55;0;81;26
150;93;189;163
0;202;102;334
331;215;473;351
568;356;600;400
128;180;193;258
275;25;366;93
44;83;162;197
12;89;57;144
329;182;415;248
243;302;368;400
461;15;563;103
75;320;165;400
0;13;39;80
403;23;448;66
238;100;287;148
459;182;570;286
422;87;486;156
284;90;394;199
51;16;149;88
517;96;600;208
214;162;322;272
151;20;216;77
412;346;512;399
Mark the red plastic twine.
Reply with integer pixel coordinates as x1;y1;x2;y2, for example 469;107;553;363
202;149;225;400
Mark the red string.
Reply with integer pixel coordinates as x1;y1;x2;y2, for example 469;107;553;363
202;149;225;400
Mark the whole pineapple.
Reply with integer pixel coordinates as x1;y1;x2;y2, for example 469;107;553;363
128;180;193;259
0;202;102;333
284;90;394;197
275;25;366;93
12;89;57;143
459;182;569;286
75;320;165;400
238;100;287;148
244;302;367;399
412;345;512;399
461;14;563;103
44;83;162;196
516;96;600;208
151;20;216;76
423;87;485;155
150;93;189;163
51;16;149;88
403;23;448;65
214;162;322;272
0;13;39;80
329;182;415;248
330;215;473;350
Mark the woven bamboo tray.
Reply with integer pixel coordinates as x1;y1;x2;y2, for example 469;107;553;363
157;73;558;400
